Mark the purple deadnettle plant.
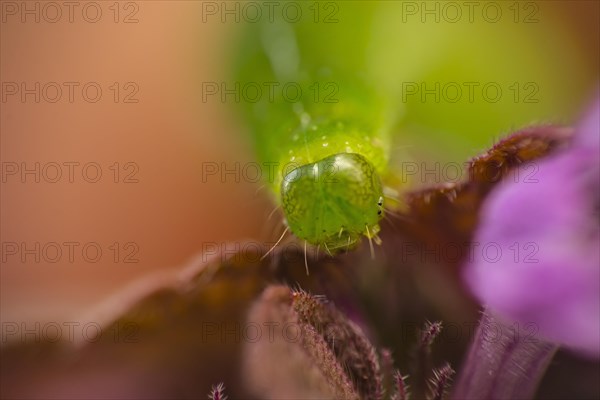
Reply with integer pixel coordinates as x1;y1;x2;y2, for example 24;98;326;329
2;97;596;399
464;96;600;358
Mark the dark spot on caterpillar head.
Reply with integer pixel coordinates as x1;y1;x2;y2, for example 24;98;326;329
377;210;382;215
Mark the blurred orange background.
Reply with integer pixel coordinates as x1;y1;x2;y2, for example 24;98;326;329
1;1;598;329
1;2;273;326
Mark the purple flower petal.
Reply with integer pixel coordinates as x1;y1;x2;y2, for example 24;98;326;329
574;97;600;150
464;97;600;359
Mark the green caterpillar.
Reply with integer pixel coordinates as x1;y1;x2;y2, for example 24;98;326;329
231;1;591;253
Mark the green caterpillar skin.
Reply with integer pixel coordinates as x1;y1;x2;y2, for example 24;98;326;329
234;4;394;251
232;1;591;252
281;153;384;251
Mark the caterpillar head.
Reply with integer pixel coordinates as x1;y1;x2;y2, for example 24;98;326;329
281;153;384;252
